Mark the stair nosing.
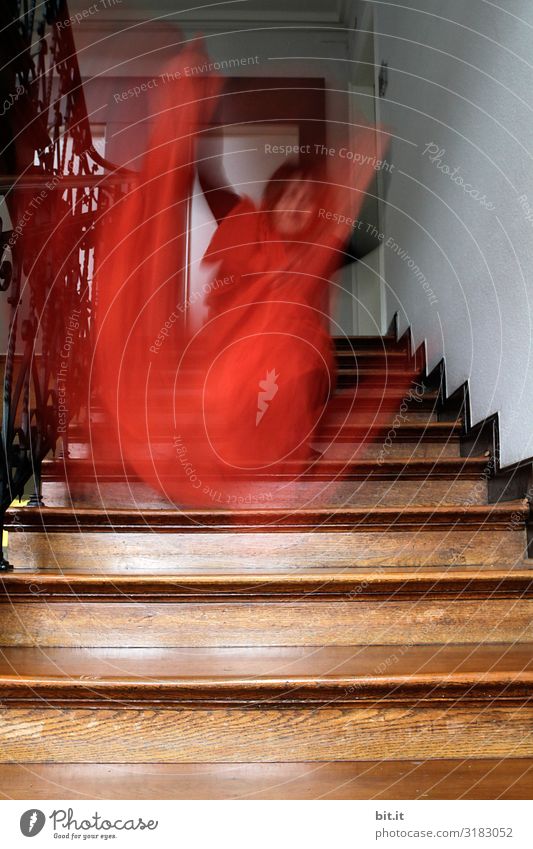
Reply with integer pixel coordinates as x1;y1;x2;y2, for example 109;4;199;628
2;569;533;601
42;454;482;484
1;670;532;707
5;501;528;533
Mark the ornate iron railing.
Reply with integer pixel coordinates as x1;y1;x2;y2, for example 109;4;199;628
0;0;129;569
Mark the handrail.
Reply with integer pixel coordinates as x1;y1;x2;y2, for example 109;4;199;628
0;0;133;570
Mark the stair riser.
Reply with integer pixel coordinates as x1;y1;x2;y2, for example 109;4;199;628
73;409;440;451
40;480;488;509
328;392;437;409
66;440;463;461
6;530;527;568
2;599;532;648
335;351;409;362
328;410;438;425
1;706;532;762
321;442;460;459
116;374;417;391
336;375;415;388
334;337;405;352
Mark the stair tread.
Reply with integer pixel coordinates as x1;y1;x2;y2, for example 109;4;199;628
1;760;531;800
45;455;481;478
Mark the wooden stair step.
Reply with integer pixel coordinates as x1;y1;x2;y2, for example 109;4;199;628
0;644;532;707
335;370;419;387
110;336;407;356
330;398;441;415
2;644;532;762
2;568;532;648
317;441;461;459
116;368;418;395
333;384;431;398
41;478;489;511
77;389;440;440
335;368;415;379
4;528;526;569
71;420;463;445
69;414;440;454
129;357;411;375
327;391;440;416
1;759;531;799
333;335;403;351
335;348;408;360
129;358;410;374
70;409;447;450
5;501;527;532
318;420;462;443
41;456;490;484
92;381;431;405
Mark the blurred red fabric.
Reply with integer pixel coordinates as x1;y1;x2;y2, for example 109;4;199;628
90;43;395;507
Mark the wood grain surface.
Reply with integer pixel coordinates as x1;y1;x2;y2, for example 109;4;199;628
2;598;532;647
1;705;532;762
1;759;531;800
4;529;528;569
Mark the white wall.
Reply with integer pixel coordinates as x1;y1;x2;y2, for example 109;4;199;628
343;80;385;335
371;0;533;468
188;125;299;328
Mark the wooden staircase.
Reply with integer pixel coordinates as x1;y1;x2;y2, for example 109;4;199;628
1;334;532;800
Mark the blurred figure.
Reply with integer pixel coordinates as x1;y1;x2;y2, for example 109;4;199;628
92;39;387;506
